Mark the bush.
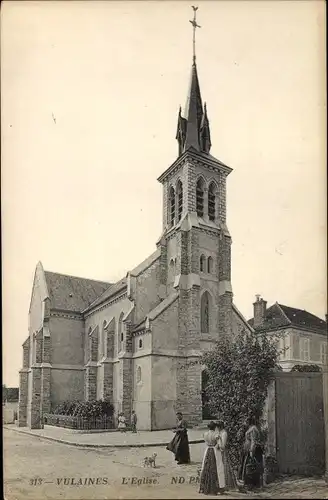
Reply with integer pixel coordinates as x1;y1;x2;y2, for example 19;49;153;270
291;364;321;372
52;399;114;420
202;329;281;469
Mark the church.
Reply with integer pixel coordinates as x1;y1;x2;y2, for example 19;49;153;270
18;13;252;430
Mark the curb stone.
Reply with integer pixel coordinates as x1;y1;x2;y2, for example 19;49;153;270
4;426;203;449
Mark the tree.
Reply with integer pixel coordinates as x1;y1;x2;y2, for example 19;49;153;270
202;329;281;468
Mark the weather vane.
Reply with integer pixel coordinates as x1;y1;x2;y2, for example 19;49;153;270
189;6;201;63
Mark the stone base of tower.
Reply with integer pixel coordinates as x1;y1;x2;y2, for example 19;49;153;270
131;399;202;431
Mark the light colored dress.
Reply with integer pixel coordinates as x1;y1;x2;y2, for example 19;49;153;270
118;415;126;431
199;430;225;494
217;429;238;490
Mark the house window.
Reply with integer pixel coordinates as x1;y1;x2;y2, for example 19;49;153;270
200;255;206;272
169;186;175;226
137;366;142;384
196;178;204;217
139;339;143;349
300;338;310;361
177;180;183;222
201;291;211;333
208;182;216;221
207;256;213;274
320;342;327;365
280;336;286;359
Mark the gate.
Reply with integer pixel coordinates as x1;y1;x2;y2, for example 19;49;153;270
275;372;325;474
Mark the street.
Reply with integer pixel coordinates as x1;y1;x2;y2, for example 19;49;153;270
4;428;328;499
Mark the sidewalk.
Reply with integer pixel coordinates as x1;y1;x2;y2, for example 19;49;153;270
4;424;204;448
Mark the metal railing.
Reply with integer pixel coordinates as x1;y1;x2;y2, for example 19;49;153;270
43;413;113;430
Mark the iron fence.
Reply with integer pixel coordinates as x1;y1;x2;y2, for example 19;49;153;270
43;413;114;430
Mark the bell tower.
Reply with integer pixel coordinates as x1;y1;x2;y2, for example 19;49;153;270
156;7;233;424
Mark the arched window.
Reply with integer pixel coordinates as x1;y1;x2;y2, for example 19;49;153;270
137;366;142;383
208;182;217;221
169;186;175;226
88;327;93;362
207;256;213;274
139;338;143;349
118;312;124;349
176;180;183;221
196;178;205;217
102;320;107;357
201;291;211;333
200;254;206;272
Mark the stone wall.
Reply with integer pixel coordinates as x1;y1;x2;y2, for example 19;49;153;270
50;368;84;408
50;316;84;365
135;258;161;324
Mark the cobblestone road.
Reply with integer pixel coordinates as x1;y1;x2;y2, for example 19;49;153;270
4;428;328;499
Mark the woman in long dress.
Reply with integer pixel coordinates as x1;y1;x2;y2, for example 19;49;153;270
199;421;225;495
238;416;264;489
215;420;238;491
166;412;190;464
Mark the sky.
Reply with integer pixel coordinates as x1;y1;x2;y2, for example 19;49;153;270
2;1;326;387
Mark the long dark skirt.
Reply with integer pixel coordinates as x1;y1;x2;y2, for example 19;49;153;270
167;431;190;464
238;445;264;488
199;448;219;495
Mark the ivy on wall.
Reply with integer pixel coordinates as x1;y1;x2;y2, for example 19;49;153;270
202;329;281;468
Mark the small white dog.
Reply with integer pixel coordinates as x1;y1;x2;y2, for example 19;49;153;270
143;453;157;468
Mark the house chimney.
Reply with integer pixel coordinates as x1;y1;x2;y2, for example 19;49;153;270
253;295;267;328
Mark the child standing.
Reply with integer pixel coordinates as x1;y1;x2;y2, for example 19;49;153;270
130;410;137;433
118;412;127;432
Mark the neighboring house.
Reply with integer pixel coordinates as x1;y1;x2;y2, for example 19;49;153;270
3;387;19;424
18;27;253;431
249;296;327;371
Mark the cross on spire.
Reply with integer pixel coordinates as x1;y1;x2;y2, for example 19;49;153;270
189;6;201;64
175;5;211;155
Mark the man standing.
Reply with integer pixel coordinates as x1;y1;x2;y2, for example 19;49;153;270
130;410;137;433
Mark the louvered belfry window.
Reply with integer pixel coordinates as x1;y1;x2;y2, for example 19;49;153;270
177;181;183;221
208;182;216;221
196;178;204;217
169;187;175;226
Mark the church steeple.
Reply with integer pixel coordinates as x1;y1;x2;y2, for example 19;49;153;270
176;7;211;156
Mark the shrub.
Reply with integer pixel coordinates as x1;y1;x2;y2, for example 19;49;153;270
291;364;321;372
52;399;114;420
202;329;281;469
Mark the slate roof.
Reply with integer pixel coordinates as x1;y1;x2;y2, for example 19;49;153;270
248;302;327;335
44;271;111;313
83;277;127;312
279;304;327;333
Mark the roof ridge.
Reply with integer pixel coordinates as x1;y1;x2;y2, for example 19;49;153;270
44;269;111;284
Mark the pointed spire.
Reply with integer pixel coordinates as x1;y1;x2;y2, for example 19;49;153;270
183;61;203;151
176;7;211;156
